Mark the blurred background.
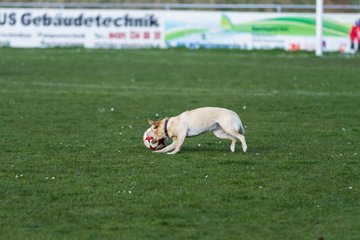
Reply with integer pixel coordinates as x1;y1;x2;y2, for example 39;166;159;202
2;0;359;4
1;0;360;5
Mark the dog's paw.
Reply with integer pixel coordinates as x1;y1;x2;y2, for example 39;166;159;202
242;145;247;153
167;150;179;155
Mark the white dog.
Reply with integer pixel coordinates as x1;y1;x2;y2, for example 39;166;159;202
148;107;247;154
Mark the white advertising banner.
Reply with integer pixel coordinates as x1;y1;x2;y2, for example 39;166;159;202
1;8;359;52
161;10;359;52
0;8;164;48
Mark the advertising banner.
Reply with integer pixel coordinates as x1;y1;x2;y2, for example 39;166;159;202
162;11;359;52
1;8;359;52
0;8;164;48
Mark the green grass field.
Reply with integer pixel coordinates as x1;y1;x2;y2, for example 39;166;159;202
1;48;360;240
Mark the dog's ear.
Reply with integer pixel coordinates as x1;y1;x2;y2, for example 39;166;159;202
148;119;161;127
149;120;162;129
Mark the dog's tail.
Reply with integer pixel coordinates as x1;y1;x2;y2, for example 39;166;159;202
238;121;246;135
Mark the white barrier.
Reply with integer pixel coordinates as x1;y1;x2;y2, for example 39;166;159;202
0;8;359;52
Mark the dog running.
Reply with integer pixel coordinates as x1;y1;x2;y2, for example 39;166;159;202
148;107;247;154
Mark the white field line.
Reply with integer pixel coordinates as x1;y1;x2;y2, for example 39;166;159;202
0;80;359;97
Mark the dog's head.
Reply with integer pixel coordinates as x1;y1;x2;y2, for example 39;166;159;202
148;119;166;142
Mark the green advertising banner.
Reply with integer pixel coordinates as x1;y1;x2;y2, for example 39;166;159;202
163;11;359;52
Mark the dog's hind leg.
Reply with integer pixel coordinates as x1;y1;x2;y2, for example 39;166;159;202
231;132;247;153
220;126;247;153
213;129;237;152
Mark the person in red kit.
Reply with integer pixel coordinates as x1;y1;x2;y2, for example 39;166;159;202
350;19;360;51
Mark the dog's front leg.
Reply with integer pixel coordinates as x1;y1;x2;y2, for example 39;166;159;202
167;133;186;155
154;139;176;153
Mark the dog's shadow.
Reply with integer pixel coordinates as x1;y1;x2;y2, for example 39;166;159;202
182;145;260;155
182;145;259;166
